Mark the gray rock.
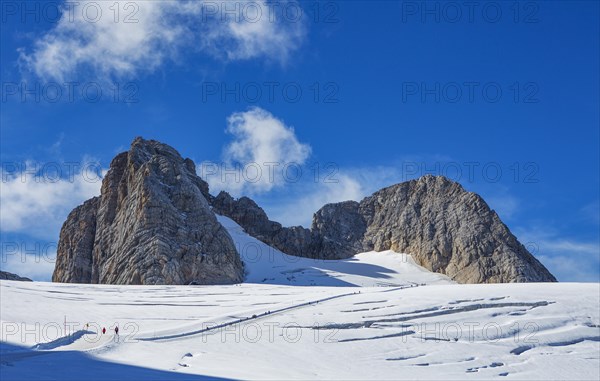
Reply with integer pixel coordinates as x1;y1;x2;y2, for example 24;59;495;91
356;176;556;283
212;191;314;258
53;137;243;285
310;201;367;259
214;175;556;283
0;271;32;282
53;197;99;283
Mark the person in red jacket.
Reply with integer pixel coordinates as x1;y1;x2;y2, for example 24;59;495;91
102;327;106;334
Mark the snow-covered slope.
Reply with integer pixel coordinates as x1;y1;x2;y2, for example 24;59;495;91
0;217;598;380
217;214;454;287
1;281;599;380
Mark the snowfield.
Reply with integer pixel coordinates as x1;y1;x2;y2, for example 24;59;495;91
1;217;598;380
216;215;454;287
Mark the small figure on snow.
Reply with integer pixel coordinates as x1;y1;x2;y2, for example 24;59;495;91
115;326;119;335
102;327;106;334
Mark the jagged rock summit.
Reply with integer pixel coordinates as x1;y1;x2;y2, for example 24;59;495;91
54;137;556;285
357;176;556;283
53;137;243;285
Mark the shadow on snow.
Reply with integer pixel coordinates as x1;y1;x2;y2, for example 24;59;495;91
0;342;233;381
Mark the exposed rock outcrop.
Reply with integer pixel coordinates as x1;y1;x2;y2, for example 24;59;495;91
214;176;556;283
53;138;243;285
310;201;368;259
0;271;32;282
52;197;99;283
356;176;556;283
211;191;315;258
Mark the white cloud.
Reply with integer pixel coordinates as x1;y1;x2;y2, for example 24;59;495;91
0;160;104;240
267;174;364;227
536;254;599;282
1;247;57;282
514;226;600;282
485;194;520;220
202;107;311;195
516;226;600;256
199;1;305;63
537;239;599;256
20;1;181;82
19;0;305;82
225;107;311;168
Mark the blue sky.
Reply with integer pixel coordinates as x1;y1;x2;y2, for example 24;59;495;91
1;1;598;282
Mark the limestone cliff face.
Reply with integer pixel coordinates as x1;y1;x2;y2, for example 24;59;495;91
356;176;556;283
215;176;556;283
309;201;368;260
52;197;99;283
53;138;243;285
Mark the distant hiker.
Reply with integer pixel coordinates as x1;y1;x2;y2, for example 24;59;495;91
115;326;119;335
102;327;106;334
84;323;89;330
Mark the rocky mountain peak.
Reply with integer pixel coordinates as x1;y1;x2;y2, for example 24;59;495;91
357;175;555;283
53;137;243;285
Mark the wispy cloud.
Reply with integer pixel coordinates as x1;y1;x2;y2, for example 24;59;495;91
0;159;104;240
535;254;599;283
198;1;306;63
19;0;306;82
515;226;600;282
0;246;56;282
482;193;520;221
266;174;365;227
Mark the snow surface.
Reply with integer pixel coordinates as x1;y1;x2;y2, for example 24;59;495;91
216;214;454;287
0;216;598;380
